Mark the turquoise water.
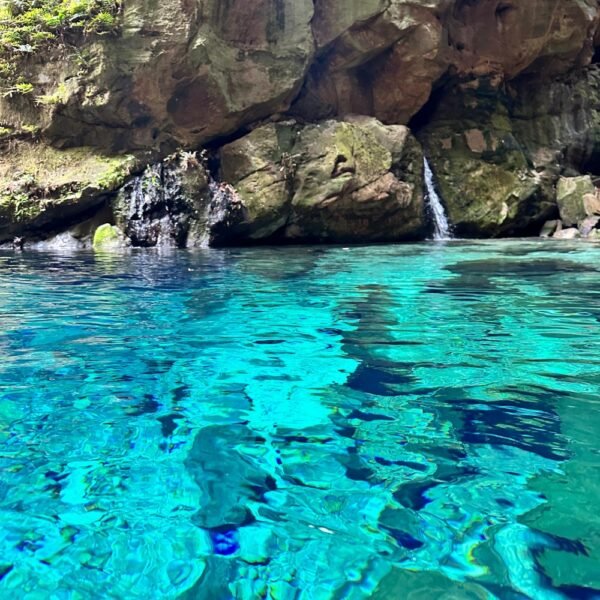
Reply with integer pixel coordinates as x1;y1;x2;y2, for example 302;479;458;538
0;241;599;599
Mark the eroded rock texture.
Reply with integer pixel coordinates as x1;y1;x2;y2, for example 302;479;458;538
218;117;425;243
1;0;600;244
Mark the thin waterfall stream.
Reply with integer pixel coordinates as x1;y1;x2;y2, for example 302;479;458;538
424;157;453;240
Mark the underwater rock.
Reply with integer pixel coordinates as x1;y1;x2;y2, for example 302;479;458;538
184;424;274;530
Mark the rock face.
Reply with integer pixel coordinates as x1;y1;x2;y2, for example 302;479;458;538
556;176;598;226
0;141;135;245
538;175;600;240
113;158;211;248
110;153;240;248
1;0;600;244
419;79;557;237
0;0;315;153
218;117;426;243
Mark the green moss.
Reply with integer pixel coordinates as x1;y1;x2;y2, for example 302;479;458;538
35;81;68;106
1;81;34;97
93;223;123;250
0;141;136;232
490;112;512;132
0;0;121;87
96;156;135;190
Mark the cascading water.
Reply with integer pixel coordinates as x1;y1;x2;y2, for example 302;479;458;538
423;157;452;240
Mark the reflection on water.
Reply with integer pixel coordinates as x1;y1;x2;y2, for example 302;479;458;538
0;241;599;599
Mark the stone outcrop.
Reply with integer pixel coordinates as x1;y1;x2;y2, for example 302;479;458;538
0;0;316;152
556;175;598;226
538;174;600;240
0;140;135;245
418;79;557;237
1;0;600;245
218;117;426;243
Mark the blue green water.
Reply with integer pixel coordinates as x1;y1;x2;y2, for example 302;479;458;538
0;241;599;599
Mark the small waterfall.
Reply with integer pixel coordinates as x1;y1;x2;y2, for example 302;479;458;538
199;179;242;247
423;157;452;240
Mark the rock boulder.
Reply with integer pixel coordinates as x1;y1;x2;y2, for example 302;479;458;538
219;117;426;243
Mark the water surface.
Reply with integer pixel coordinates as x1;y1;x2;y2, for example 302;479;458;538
0;241;599;599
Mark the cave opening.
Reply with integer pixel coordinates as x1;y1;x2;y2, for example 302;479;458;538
407;80;449;134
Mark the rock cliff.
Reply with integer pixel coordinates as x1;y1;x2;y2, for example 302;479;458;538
1;0;600;247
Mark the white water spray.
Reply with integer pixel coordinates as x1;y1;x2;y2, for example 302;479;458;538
423;157;452;240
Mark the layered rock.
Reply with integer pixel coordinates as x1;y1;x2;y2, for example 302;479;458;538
218;117;426;243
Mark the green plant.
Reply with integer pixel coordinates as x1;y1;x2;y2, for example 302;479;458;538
35;81;68;105
21;123;40;134
0;0;122;86
72;47;92;74
2;81;34;97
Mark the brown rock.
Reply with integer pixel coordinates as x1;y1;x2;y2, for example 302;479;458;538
448;0;599;79
465;129;487;153
218;117;426;243
1;0;315;152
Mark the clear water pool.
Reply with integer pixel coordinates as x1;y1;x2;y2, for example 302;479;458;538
0;241;599;599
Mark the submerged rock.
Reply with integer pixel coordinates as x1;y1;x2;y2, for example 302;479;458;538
219;117;426;243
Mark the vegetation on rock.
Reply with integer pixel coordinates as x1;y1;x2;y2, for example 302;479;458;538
0;140;135;242
0;0;120;87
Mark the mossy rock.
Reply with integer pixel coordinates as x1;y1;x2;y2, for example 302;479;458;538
219;117;426;243
93;223;127;250
0;140;136;242
420;81;557;237
219;123;296;239
556;176;596;227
